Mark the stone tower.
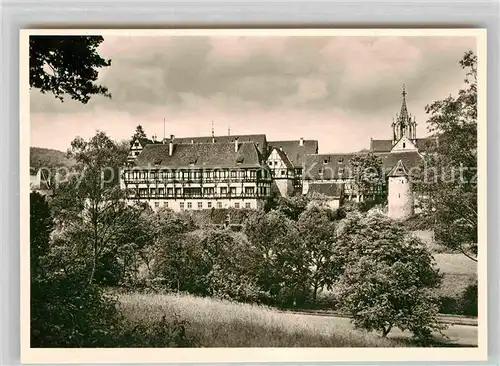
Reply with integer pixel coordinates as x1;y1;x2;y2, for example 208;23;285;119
387;160;414;220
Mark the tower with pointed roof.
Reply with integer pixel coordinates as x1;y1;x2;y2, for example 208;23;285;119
392;84;417;145
387;159;414;220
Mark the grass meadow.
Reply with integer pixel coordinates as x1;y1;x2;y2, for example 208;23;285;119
117;292;404;347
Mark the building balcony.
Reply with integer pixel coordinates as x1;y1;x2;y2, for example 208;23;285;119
126;192;268;200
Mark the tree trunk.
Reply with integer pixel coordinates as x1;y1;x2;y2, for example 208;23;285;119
312;283;319;304
381;326;392;338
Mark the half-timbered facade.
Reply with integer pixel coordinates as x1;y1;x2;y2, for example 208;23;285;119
120;137;272;211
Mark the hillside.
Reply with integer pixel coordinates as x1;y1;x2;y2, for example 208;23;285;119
30;147;76;171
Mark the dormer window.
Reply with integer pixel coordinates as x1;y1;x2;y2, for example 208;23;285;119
323;159;328;165
338;167;344;175
338;158;344;164
403;142;406;148
319;168;324;174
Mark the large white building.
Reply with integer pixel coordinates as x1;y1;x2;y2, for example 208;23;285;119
120;136;273;211
120;86;435;219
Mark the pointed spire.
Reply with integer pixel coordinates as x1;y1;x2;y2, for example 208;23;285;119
399;83;409;123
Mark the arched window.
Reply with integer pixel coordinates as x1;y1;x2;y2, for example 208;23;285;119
403;142;406;148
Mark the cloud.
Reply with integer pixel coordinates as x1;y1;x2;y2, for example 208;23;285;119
30;34;478;153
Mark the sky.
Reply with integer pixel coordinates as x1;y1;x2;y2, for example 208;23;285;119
30;34;476;153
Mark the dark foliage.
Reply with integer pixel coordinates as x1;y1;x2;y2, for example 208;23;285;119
30;36;111;103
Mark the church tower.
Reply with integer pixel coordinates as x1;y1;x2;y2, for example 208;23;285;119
392;85;417;145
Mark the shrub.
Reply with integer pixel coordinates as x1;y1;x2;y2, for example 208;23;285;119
458;282;478;316
31;264;123;347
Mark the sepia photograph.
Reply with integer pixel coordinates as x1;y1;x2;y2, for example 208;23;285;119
21;29;486;363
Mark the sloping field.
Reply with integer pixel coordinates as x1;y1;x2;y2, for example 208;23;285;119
118;292;477;347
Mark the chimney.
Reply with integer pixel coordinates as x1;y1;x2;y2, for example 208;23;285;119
299;137;304;147
169;138;174;156
191;139;194;144
234;137;239;153
279;146;283;152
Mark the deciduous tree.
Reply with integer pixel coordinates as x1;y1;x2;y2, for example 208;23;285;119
336;211;443;341
29;36;111;103
417;51;478;261
297;206;341;303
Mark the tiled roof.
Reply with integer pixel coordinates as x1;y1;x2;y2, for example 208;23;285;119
307;182;344;197
370;139;393;153
370;137;437;153
175;134;268;153
134;141;263;169
272;147;294;169
376;151;423;174
388;160;410;177
268;140;318;167
303;154;356;180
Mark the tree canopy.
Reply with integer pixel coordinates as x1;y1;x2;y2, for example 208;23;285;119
29;36;111;104
417;50;478;261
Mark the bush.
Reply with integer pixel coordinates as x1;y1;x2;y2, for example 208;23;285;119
459;282;478;316
118;314;198;347
31;269;122;347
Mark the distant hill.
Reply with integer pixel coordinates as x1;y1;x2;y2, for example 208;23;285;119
30;147;77;171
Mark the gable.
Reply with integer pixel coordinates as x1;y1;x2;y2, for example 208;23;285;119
268;140;318;167
267;148;294;169
391;136;418;152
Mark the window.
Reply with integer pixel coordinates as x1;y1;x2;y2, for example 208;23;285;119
250;170;256;178
151;172;156;179
207;202;212;208
230;187;237;196
338;167;344;175
323;159;328;164
134;151;139;156
231;170;237;178
150;188;157;196
139;188;147;197
167;188;173;196
197;202;203;209
158;188;165;196
154;202;160;208
217;202;223;209
319;168;323;174
245;202;251;209
134;142;139;147
220;187;228;195
164;201;169;208
245;187;255;195
203;187;214;196
403;142;406;148
180;202;185;210
234;203;240;209
281;170;286;176
175;188;182;196
187;202;192;209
